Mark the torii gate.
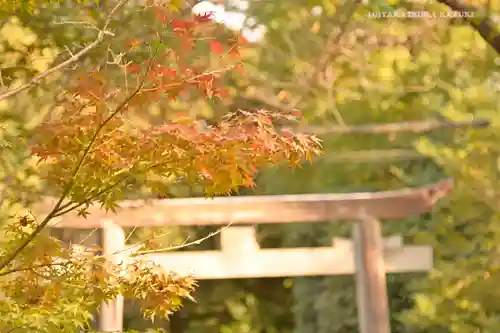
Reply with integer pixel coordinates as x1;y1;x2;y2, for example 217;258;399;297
39;179;453;333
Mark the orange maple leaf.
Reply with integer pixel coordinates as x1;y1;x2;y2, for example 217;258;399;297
210;40;226;54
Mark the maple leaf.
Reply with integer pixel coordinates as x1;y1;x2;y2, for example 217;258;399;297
127;63;141;75
170;18;194;30
194;11;214;23
158;67;177;77
76;208;90;218
155;7;169;22
210;40;226;54
168;0;183;12
228;46;241;59
126;39;142;48
234;64;245;74
237;35;249;45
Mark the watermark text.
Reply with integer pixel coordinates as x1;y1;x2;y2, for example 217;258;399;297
368;10;475;19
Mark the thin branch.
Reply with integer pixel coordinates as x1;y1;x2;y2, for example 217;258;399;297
111;228;176;257
79;228;100;245
132;223;232;256
298;119;490;135
0;41;161;272
437;0;500;55
0;223;230;277
52;176;127;218
0;91;134;269
0;262;72;277
0;0;129;101
322;149;423;163
124;226;139;244
5;326;28;333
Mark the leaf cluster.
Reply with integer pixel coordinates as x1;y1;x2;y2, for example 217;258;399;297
0;1;322;331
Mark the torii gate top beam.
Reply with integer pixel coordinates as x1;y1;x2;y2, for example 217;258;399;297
38;179;453;229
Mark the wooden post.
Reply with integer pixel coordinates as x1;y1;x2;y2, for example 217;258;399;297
99;221;125;333
352;214;391;333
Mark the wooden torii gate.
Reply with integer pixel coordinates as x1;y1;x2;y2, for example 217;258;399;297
40;179;453;333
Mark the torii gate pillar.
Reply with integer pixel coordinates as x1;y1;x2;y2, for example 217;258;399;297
353;214;391;333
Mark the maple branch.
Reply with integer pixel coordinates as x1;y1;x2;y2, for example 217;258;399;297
0;0;129;101
52;153;194;218
0;224;230;277
51;68;235;218
51;179;126;218
297;119;490;135
0;42;161;272
437;0;500;55
132;223;232;256
0;261;74;277
5;326;27;333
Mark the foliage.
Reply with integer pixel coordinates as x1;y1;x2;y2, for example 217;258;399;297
0;1;322;332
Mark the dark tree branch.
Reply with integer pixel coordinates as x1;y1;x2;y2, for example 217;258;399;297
298;119;490;135
437;0;500;55
322;149;423;163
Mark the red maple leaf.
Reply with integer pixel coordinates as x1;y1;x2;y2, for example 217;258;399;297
234;64;245;74
237;35;248;45
127;63;141;74
210;40;225;54
194;11;214;23
158;67;177;77
170;19;195;30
